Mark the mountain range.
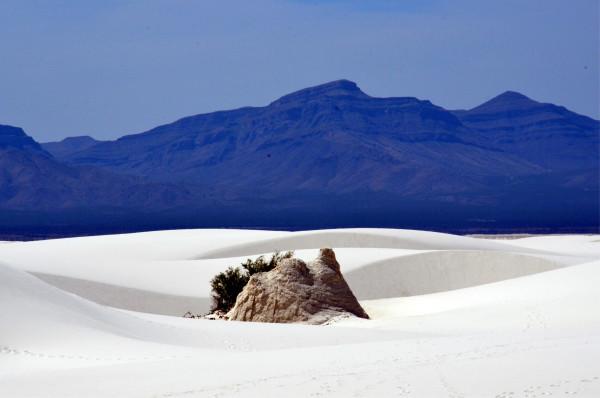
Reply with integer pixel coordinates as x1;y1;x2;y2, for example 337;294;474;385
1;80;598;237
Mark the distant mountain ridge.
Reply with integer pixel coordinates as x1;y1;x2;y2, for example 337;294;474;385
0;124;196;213
1;80;598;236
0;125;48;153
451;91;598;170
42;136;103;158
55;80;543;195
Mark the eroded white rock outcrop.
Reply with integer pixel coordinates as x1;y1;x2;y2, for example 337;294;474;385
227;248;369;324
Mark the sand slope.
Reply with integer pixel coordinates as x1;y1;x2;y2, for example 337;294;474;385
0;229;594;315
1;229;599;397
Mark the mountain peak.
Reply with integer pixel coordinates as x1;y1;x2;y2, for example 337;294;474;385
312;79;362;92
495;90;530;101
42;135;101;158
270;79;369;106
0;124;46;153
58;135;98;144
0;124;27;138
468;90;538;114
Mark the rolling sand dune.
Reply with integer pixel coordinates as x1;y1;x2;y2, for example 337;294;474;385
32;273;212;316
1;229;599;397
345;250;562;299
0;229;588;315
192;228;551;259
16;248;567;315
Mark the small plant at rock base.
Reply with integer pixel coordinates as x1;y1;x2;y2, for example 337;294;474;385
210;266;249;313
209;251;294;313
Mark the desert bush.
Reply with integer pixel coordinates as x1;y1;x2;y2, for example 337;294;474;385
210;251;294;313
241;250;294;276
210;266;249;313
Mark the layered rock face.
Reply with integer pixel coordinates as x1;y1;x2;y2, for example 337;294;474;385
227;248;369;324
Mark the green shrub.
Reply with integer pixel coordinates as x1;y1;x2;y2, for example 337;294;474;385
210;266;249;313
241;250;294;276
209;251;294;313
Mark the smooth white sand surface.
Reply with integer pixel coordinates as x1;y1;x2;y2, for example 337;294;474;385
0;228;592;313
0;229;599;397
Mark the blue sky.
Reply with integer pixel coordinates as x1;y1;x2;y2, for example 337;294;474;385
0;0;597;142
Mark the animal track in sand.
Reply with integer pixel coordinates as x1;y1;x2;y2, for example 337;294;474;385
495;376;599;398
0;344;192;362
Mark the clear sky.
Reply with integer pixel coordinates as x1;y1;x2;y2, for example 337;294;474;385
0;0;598;142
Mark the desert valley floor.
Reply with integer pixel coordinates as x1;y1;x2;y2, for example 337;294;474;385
0;228;599;397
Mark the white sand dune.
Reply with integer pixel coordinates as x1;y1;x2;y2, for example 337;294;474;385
1;229;599;397
20;248;565;315
191;228;554;259
344;250;562;299
31;272;213;315
0;228;592;315
0;262;405;372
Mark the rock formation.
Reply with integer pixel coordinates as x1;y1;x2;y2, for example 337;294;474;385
227;248;369;324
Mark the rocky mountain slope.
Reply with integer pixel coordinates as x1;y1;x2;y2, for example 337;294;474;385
56;81;548;198
42;136;103;158
1;81;597;234
0;125;194;212
452;91;599;171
